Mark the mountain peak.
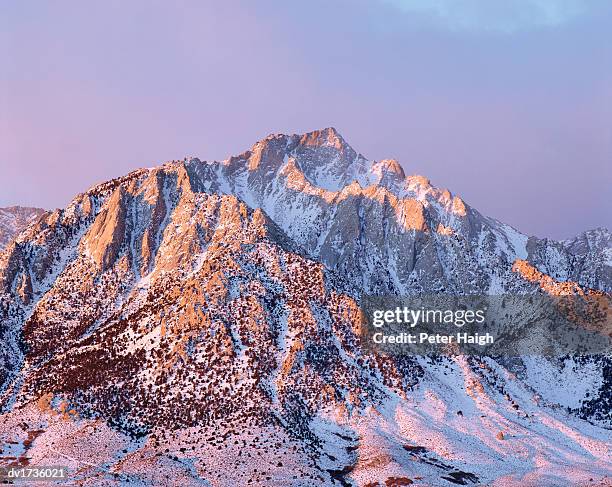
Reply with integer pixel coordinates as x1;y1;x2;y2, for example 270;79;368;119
297;127;346;150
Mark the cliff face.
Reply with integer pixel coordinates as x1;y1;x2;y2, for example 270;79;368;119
0;129;610;486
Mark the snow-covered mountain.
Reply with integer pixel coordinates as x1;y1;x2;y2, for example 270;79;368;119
0;128;610;486
0;206;45;251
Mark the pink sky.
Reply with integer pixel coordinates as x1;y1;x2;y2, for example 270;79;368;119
1;0;610;239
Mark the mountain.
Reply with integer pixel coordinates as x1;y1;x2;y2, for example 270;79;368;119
0;128;610;486
0;206;45;251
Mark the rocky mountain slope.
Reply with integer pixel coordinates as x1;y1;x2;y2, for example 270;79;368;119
0;206;45;251
0;128;610;486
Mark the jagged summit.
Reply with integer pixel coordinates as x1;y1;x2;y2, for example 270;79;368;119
192;128;461;219
229;127;368;191
251;128;411;192
262;126;347;148
296;126;348;150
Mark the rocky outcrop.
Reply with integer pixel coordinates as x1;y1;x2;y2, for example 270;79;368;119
83;186;128;271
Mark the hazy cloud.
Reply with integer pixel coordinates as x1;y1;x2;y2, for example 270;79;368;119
383;0;594;32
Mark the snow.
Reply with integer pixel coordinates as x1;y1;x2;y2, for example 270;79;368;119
520;356;604;409
497;222;529;260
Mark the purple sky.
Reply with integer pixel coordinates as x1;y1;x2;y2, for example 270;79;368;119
1;0;610;239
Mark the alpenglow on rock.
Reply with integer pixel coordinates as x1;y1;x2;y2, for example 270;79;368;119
0;128;610;486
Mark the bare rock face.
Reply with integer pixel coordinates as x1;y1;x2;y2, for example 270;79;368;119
83;186;128;270
0;206;45;250
0;129;610;486
16;271;32;305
